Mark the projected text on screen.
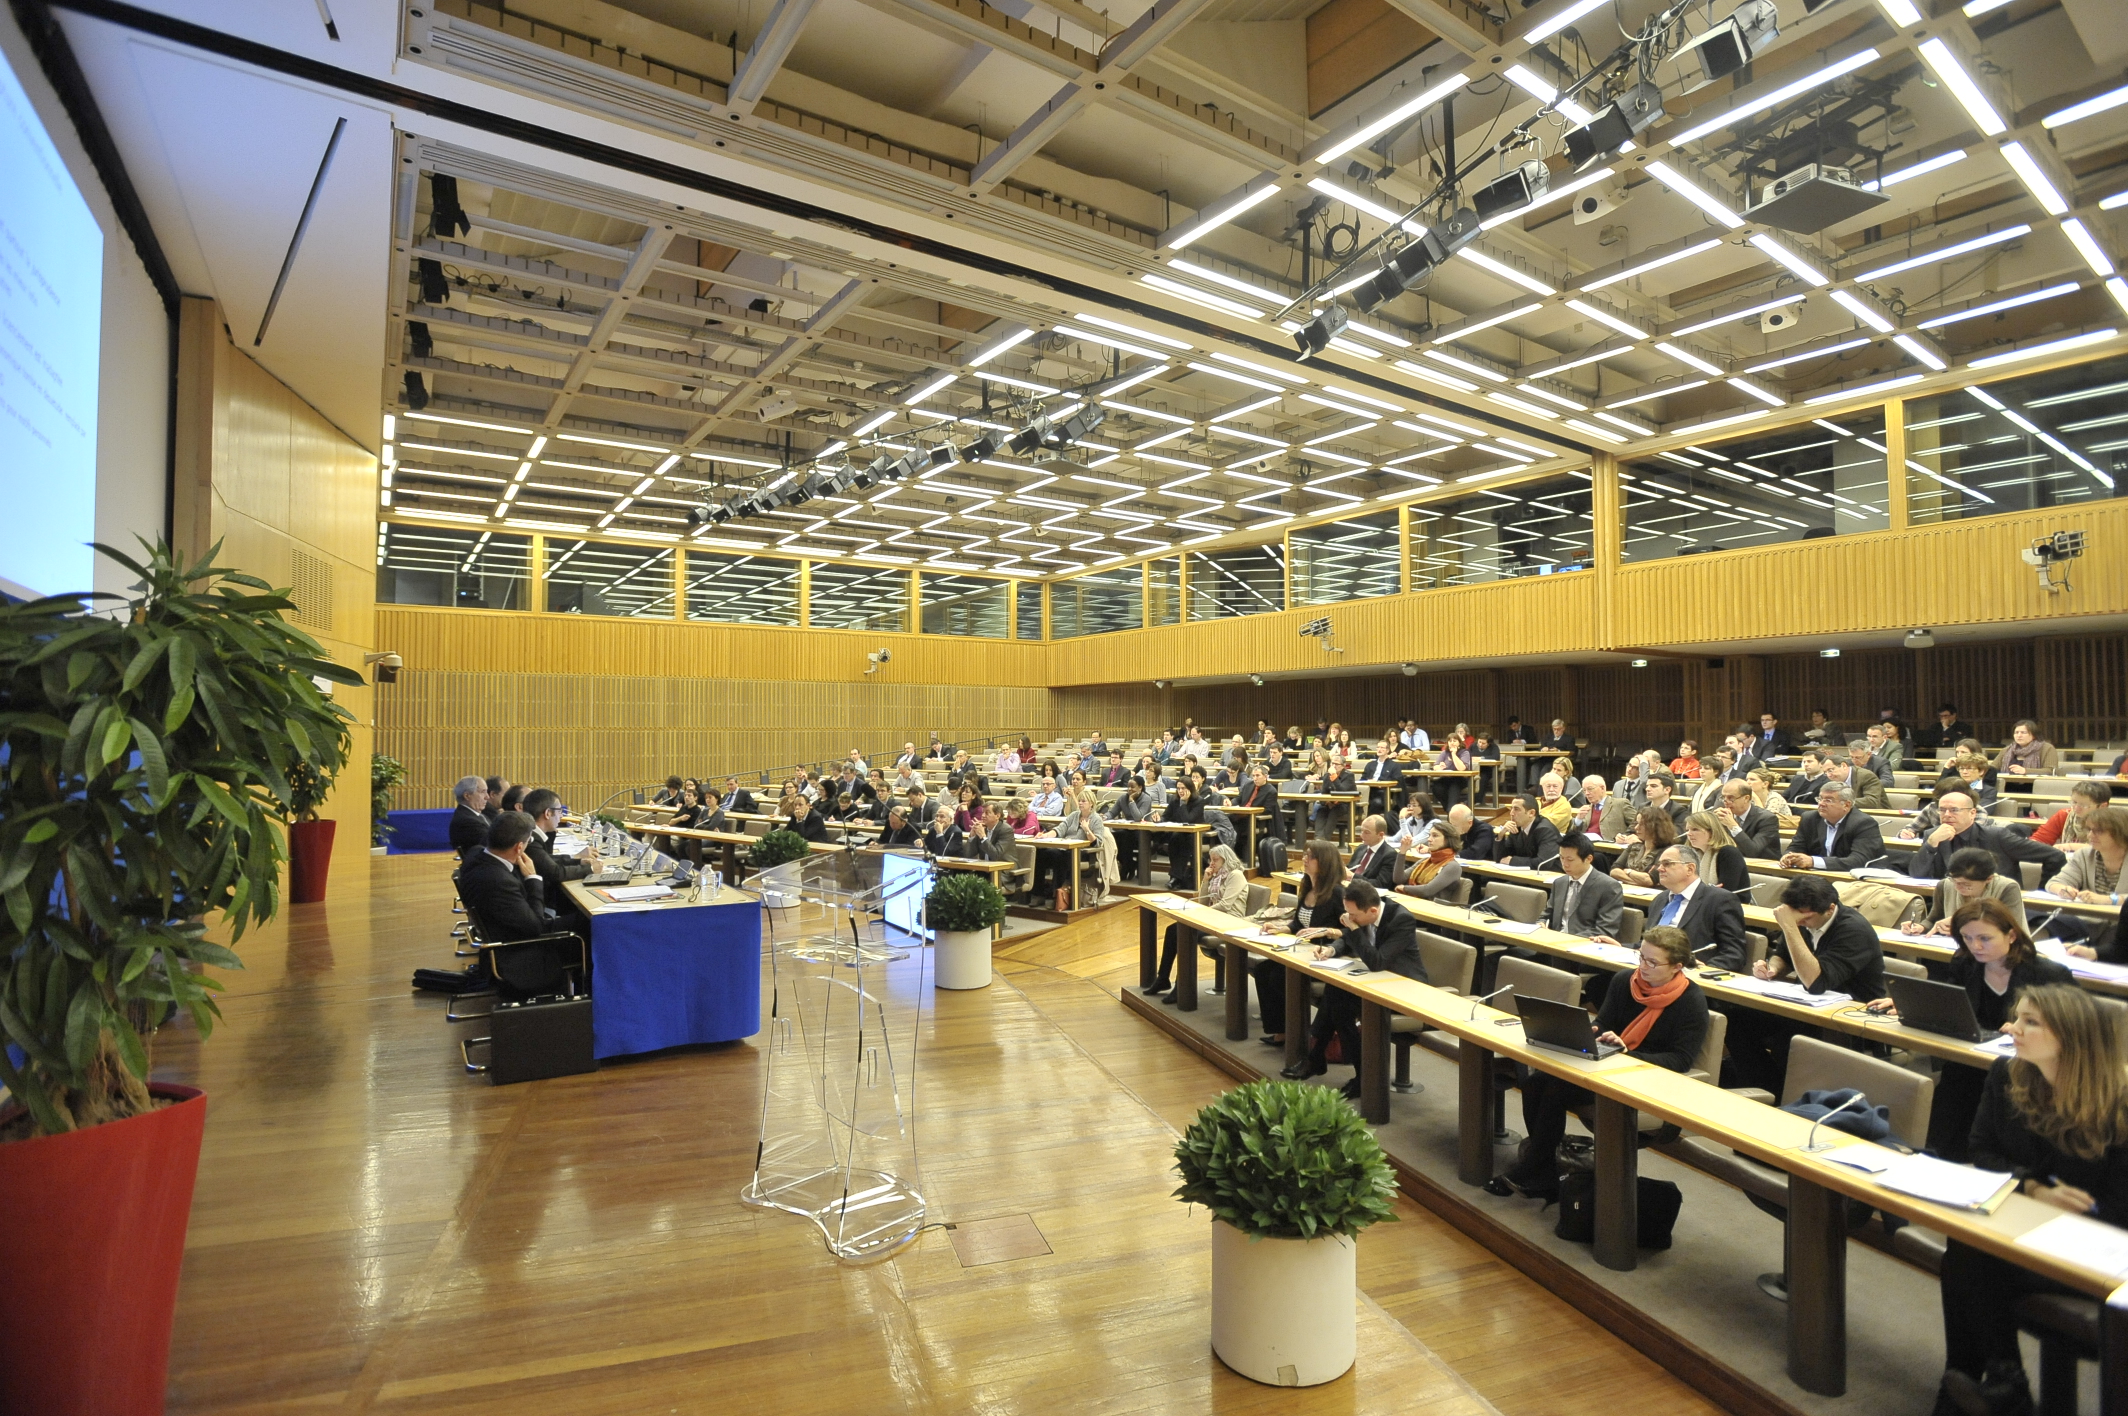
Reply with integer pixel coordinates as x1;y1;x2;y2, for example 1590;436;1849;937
0;49;103;601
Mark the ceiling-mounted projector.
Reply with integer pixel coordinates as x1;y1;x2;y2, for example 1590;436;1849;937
1746;163;1887;233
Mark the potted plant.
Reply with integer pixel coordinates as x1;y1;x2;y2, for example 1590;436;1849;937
0;540;358;1416
925;870;1006;989
371;752;407;853
285;760;334;903
748;828;811;913
1172;1080;1399;1387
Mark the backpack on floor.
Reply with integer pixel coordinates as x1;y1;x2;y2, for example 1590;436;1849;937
1256;834;1288;875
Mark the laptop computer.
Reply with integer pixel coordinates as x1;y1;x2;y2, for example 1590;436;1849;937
1515;993;1622;1061
1884;974;1985;1043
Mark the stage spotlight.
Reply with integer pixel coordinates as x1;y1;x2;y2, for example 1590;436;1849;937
402;371;429;410
1564;83;1666;169
926;445;956;469
1352;208;1480;314
1295;303;1350;357
429;174;470;238
1007;417;1052;456
1677;0;1779;90
416;257;449;305
408;321;433;360
1051;405;1107;447
1472;162;1551;222
891;453;925;479
962;432;1001;462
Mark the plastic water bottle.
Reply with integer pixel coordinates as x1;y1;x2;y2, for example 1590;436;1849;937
708;869;724;901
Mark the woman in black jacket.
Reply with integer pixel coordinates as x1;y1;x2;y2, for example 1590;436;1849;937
1684;812;1752;892
1871;897;2074;1160
1486;927;1709;1198
1934;983;2128;1416
1160;778;1205;890
1254;841;1345;1045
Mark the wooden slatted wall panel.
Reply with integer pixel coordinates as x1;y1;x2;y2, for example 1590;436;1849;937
1579;663;1685;757
1615;500;2128;645
2036;637;2128;744
1045;573;1597;687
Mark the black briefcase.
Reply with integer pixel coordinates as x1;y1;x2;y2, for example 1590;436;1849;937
482;995;596;1084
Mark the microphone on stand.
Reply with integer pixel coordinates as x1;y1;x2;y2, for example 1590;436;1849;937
1535;852;1561;870
1798;1091;1869;1154
1468;984;1515;1021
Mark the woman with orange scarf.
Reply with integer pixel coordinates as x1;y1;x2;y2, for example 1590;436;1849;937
1484;927;1710;1199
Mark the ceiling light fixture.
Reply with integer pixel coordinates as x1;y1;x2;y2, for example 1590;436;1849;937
1565;299;1649;339
1316;72;1471;164
1726;376;1787;405
1644;161;1744;228
1672;293;1814;337
1075;313;1191;350
1306;178;1401;225
1584;237;1725;289
1166;181;1284;250
1966;329;2119;370
1524;0;1608;42
1918;39;2006;135
1863;149;1967;191
1999;142;2069;216
903;373;955;405
1140;273;1265;318
1917;282;2081;329
1745;337;1870;371
1856;224;2032;282
2044;83;2128;129
1804;373;1926;404
1829;288;1895;333
1458;246;1556;294
1431;302;1544;343
1479;165;1618;230
1892;334;1948;370
966;325;1035;366
1747;233;1830;285
2061;220;2118;277
1655;341;1723;375
1669;48;1881;146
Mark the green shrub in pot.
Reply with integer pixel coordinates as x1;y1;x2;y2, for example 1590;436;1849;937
1173;1080;1400;1239
748;828;811;870
925;871;1007;933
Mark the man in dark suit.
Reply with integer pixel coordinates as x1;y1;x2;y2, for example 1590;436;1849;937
481;777;511;824
1778;786;1886;872
922;805;964;858
1099;750;1131;788
1916;703;1974;753
457;810;552;942
450;776;492;859
1236;764;1282;840
521;789;592;926
1359;743;1402;786
1912;790;2065;884
1783;750;1832;805
1752;713;1795;760
786;797;830;842
1726;874;1887;1090
969;802;1016;861
1283;879;1426;1098
1447;804;1494;860
1545;835;1624;938
1617;843;1748;969
1537;718;1575;754
1348;815;1398;888
875;803;921;848
718;777;758;816
1492;795;1562;870
1716;779;1781;860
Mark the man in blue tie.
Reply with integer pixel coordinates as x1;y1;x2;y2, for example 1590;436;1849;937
1603;843;1747;970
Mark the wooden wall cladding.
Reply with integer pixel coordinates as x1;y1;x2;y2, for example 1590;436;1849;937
1615;500;2128;645
1044;572;1597;688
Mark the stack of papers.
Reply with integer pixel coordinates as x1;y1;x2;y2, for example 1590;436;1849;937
598;884;674;903
2016;1214;2128;1278
1489;919;1541;935
1975;1033;2019;1058
1875;1152;2016;1212
2037;940;2128;983
1718;975;1852;1008
1850;867;1912;882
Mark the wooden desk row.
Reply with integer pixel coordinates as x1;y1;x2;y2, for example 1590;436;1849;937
1130;893;2128;1401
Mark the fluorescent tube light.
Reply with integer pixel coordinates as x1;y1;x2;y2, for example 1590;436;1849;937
1566;418;1628;442
1919;39;2006;136
1431;302;1544;341
1515;383;1587;411
1140;274;1264;318
1307;179;1401;226
1917;282;2080;328
1864;149;1967;192
1830;288;1895;333
1565;299;1649;339
1655;341;1722;375
2061;220;2118;277
1670;49;1881;146
1169;259;1281;302
1644;161;1743;228
966;325;1034;366
1525;0;1608;43
1316;73;1471;164
1966;330;2118;369
1804;373;1926;404
1395;360;1479;392
1211;352;1308;384
1999;142;2069;216
1459;247;1556;294
1726;377;1786;405
1343;323;1413;348
1167;183;1283;249
2044;84;2128;130
1892;334;1947;370
1748;234;1829;286
1075;314;1191;349
2109;279;2128;319
1479;166;1618;230
903;373;955;404
1607;380;1706;408
1584;237;1725;289
1746;337;1871;371
1857;224;2031;282
1877;0;1920;24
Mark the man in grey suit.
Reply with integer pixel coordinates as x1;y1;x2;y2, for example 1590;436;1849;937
1544;835;1624;938
1611;843;1749;970
1715;779;1781;860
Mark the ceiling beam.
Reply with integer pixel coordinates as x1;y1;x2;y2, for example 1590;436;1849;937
728;0;823;118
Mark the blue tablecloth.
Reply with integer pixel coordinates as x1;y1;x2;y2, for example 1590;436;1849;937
586;895;762;1059
385;808;457;854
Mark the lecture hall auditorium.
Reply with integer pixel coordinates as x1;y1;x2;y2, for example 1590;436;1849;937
9;0;2128;1411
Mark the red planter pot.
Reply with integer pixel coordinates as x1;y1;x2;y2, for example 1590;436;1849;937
288;817;337;904
0;1084;207;1415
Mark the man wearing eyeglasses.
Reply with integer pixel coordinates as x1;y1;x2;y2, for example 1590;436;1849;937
1913;790;2065;886
1778;785;1885;873
1601;843;1747;969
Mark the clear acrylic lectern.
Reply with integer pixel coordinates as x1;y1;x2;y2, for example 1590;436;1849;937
740;846;935;1260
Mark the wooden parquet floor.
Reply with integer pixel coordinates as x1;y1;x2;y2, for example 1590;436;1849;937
146;856;1722;1414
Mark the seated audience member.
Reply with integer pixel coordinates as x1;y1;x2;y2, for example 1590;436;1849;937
1151;730;1179;764
1396;823;1464;902
451;776;492;858
892;742;919;770
1492;794;1562;870
890;763;925;796
1283;724;1307;753
1824;752;1888;810
1400;720;1432;753
1469;732;1501;796
845;748;869;776
1916;702;1973;752
903;786;930;829
1263;744;1294;781
1099;750;1131;789
1778;785;1887;873
1254;842;1346;1045
1311;758;1360;838
825;792;864;825
1947;751;2002;811
1751;713;1795;760
1614;808;1679;889
2035;779;2112;847
1535;773;1575;834
655;775;685;806
856;769;885;805
1683;811;1751;892
1029;776;1066;816
717;777;758;815
1545;834;1623;938
995;742;1023;774
874;804;920;848
790;769;820;803
2049;805;2127;922
459;810;563;943
1551;757;1584;805
1956;739;2003;793
785;795;829;842
1801;708;1839;747
1930;984;2128;1416
1747;768;1797;828
1726;875;1886;1090
969;802;1015;861
1447;803;1494;860
948;751;990;798
1618;751;1651;807
1642;772;1690;831
1905;847;2029;936
1784;750;1832;805
521;790;594;919
1608;842;1747;969
953;784;984;833
1890;900;2083;1160
1433;733;1474;807
1006;797;1041;836
1485;926;1706;1199
1689;755;1734;811
1032;792;1094;901
1873;721;1906;771
927;734;947;762
1580;775;1635;842
1998;718;2060;778
1847;736;1890;782
660;786;706;860
1359;741;1402;791
1501;716;1531;746
1386;791;1438;849
1715;778;1781;860
1913;790;2064;885
1668;739;1701;778
1236;764;1282;839
1148;845;1249;999
1538;718;1575;754
923;805;964;858
1160;778;1206;889
482;777;510;823
1348;815;1398;888
1283;879;1427;1099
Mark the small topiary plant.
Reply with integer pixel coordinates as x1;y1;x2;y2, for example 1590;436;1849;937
748;828;811;870
1173;1079;1400;1240
926;870;1008;933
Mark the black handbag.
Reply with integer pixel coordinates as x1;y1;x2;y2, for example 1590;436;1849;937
1553;1171;1684;1251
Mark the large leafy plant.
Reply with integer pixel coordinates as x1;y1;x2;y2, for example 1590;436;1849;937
926;870;1006;932
0;541;359;1135
371;753;407;845
748;829;810;869
1173;1080;1400;1240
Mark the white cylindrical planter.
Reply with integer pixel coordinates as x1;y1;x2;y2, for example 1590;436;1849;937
1209;1219;1356;1387
934;928;992;989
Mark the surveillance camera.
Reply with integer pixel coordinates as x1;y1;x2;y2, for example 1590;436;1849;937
1572;177;1623;225
1904;627;1935;649
363;651;403;669
875;648;891;663
1400;662;1418;677
1153;679;1170;689
1249;673;1265;687
1761;305;1802;334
